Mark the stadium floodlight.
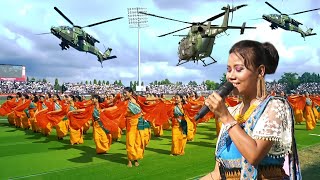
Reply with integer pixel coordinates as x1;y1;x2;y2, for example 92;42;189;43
127;7;148;92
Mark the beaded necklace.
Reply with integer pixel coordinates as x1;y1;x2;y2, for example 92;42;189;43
234;100;260;124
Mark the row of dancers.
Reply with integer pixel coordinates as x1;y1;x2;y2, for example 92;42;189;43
1;89;319;166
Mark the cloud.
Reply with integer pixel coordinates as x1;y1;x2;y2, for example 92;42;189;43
151;0;248;10
19;4;32;16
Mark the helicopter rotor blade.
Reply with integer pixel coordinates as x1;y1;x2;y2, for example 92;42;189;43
54;7;74;26
204;4;247;23
139;12;194;25
173;35;188;37
158;26;192;37
226;26;256;29
82;17;124;28
249;18;263;20
35;32;51;35
289;8;320;15
265;2;283;14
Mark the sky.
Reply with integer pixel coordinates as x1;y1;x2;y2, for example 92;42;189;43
0;0;319;86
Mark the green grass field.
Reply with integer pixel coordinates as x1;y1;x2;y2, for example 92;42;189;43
1;99;320;179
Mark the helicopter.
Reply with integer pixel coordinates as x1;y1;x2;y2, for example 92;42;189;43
140;4;256;67
262;1;320;39
39;7;123;67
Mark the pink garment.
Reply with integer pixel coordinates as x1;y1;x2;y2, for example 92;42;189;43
283;155;290;176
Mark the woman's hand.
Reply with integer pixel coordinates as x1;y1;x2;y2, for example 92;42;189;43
204;92;232;124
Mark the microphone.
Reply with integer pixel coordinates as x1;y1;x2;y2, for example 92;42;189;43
195;82;234;121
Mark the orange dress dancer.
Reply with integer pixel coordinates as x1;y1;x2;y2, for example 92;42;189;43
68;97;84;145
171;95;187;156
28;98;39;132
70;96;112;153
92;105;112;154
0;95;21;126
120;87;145;167
49;95;69;140
311;94;320;121
125;100;145;167
287;94;305;124
14;95;29;128
304;94;317;130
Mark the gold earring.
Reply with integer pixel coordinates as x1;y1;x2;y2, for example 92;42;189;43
257;75;266;100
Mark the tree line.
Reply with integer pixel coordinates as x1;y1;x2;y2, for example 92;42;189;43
26;72;320;92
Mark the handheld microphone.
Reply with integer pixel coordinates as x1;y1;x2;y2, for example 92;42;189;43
195;82;234;121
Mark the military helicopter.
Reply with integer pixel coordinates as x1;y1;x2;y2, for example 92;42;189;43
262;1;320;39
39;7;123;67
140;4;256;66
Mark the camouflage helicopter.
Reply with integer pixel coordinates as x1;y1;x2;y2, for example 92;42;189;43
262;1;320;39
39;7;123;67
140;4;256;67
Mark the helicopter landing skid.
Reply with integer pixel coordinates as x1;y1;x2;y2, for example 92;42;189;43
98;60;103;68
202;56;217;67
176;60;188;66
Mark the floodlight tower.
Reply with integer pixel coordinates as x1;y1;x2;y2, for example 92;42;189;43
127;7;148;91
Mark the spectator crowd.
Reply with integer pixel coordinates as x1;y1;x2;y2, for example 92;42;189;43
0;81;319;96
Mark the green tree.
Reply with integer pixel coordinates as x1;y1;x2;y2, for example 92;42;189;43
204;80;218;90
130;81;133;88
54;78;60;91
188;81;197;86
164;78;171;85
311;73;318;82
27;76;29;82
298;72;311;83
118;80;123;86
31;77;35;82
220;73;227;85
278;72;299;93
98;80;101;85
106;81;109;85
90;81;92;85
42;78;47;83
93;79;97;84
85;80;88;85
114;80;118;85
102;80;105;85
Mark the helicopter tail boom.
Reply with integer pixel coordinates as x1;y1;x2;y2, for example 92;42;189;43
304;28;316;37
102;48;117;60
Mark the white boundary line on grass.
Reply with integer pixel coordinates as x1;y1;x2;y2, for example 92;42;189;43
186;173;207;180
8;161;108;180
309;133;320;137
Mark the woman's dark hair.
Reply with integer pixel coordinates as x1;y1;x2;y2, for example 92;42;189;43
7;95;13;100
193;91;198;99
124;87;137;98
124;87;134;93
229;40;279;75
47;93;52;98
76;95;82;102
23;94;29;99
175;94;186;105
33;96;39;103
69;95;76;102
54;94;61;101
92;94;103;103
16;92;22;98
